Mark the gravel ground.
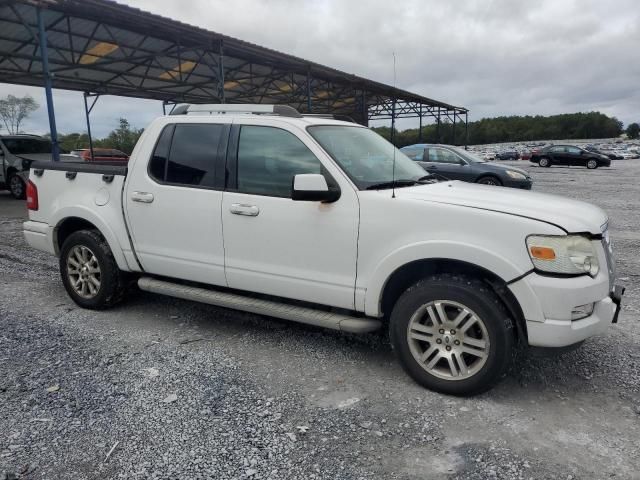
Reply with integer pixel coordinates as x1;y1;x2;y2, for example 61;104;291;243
1;160;639;480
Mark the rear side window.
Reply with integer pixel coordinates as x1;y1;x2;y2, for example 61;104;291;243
236;126;322;197
402;148;424;161
148;124;224;188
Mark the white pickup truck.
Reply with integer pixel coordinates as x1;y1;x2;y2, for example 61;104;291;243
23;104;624;396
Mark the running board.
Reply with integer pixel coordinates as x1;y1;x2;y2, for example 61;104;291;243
137;277;382;334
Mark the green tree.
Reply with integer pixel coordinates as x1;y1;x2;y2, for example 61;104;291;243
102;118;143;154
0;94;39;134
626;122;640;139
375;111;625;147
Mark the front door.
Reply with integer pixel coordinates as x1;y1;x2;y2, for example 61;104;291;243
421;147;467;180
221;121;359;309
125;122;229;286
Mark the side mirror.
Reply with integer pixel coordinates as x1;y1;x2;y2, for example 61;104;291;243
291;174;340;202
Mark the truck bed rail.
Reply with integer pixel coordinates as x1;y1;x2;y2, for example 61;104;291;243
29;160;128;176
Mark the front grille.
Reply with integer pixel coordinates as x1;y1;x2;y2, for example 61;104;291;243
601;224;616;291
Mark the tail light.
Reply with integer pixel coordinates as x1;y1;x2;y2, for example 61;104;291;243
26;179;39;210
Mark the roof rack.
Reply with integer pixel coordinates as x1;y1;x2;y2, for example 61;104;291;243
302;114;357;123
170;104;303;118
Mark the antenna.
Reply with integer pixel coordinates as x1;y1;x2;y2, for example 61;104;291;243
391;51;397;199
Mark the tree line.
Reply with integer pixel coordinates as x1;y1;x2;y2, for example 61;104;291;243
373;112;638;147
48;118;144;155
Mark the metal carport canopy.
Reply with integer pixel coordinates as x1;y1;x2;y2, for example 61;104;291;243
0;0;469;155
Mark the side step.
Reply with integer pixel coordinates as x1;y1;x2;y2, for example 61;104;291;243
137;277;382;334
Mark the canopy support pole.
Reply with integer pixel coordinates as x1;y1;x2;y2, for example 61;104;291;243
83;92;99;161
418;104;423;143
37;8;59;161
465;111;469;149
218;40;225;103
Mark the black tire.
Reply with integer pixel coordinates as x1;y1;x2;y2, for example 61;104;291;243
389;274;515;396
476;176;502;186
586;159;598;169
59;229;126;309
8;172;26;199
538;157;551;168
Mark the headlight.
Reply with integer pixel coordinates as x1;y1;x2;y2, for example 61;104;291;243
506;170;526;180
526;235;599;277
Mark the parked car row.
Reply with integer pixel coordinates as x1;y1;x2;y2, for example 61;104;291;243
469;139;639;163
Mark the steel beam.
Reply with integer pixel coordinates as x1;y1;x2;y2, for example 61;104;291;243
465;111;469;149
83;92;99;161
36;8;59;161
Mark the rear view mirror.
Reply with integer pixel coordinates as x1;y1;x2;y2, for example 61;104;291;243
292;174;340;202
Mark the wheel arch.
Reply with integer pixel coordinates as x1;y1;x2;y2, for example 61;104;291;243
53;212;130;271
373;257;527;343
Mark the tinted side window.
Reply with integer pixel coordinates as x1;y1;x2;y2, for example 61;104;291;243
165;124;223;187
237;126;322;197
431;148;460;164
149;125;174;181
550;146;565;153
402;148;423;161
567;147;581;154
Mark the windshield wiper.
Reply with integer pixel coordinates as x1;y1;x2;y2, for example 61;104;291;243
364;179;418;190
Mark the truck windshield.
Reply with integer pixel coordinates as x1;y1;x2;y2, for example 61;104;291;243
307;125;428;189
2;138;52;155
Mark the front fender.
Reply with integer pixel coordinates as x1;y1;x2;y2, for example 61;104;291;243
50;205;132;271
363;241;528;317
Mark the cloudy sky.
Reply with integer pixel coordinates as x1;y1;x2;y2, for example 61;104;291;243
3;0;639;136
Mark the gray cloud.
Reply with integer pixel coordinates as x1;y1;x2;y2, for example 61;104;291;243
2;0;639;136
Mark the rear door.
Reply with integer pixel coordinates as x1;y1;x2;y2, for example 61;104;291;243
565;146;582;166
548;146;567;165
124;121;229;286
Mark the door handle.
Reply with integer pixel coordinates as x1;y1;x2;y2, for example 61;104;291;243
230;203;260;216
131;191;154;203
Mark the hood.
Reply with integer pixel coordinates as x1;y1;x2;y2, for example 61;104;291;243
481;162;529;175
399;181;607;234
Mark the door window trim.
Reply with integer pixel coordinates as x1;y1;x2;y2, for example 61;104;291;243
146;122;230;191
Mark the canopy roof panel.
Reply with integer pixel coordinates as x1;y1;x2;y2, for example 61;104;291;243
0;0;468;122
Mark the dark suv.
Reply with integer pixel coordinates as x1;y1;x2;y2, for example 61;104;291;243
400;144;532;189
530;145;611;169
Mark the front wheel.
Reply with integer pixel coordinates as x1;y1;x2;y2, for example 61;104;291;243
8;173;26;199
586;159;598;169
60;229;126;309
389;274;515;396
538;157;551;168
477;176;502;186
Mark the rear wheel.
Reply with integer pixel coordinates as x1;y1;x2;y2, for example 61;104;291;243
477;176;502;186
586;159;598;169
60;229;126;309
8;173;26;199
538;157;551;168
389;274;514;396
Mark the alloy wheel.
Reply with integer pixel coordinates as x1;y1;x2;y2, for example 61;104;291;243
406;300;490;380
9;175;24;198
67;245;102;299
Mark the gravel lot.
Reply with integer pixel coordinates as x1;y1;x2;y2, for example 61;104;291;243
1;160;639;480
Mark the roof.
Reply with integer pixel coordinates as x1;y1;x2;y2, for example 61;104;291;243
0;0;467;123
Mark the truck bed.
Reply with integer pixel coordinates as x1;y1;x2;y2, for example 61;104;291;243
25;160;137;272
